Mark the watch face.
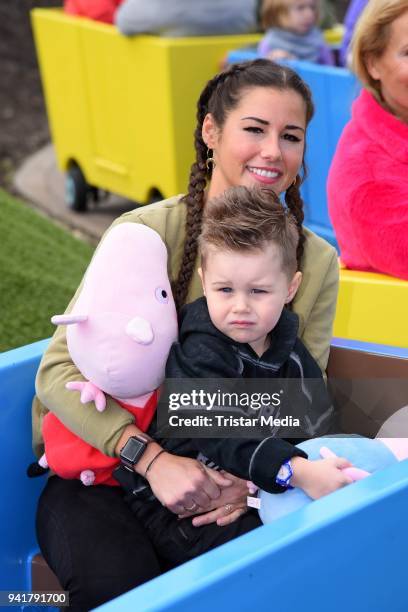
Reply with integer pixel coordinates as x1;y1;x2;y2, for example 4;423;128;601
276;460;293;487
278;464;291;481
121;437;145;464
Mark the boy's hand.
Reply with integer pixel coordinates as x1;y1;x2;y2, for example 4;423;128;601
320;446;371;481
290;456;353;500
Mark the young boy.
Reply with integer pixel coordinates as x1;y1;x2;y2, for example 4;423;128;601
116;186;352;562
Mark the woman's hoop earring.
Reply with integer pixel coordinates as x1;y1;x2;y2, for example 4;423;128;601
206;148;215;172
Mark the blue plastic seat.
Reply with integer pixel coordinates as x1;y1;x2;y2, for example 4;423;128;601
0;340;50;603
2;337;408;611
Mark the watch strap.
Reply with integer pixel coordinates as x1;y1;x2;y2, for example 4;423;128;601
120;434;153;471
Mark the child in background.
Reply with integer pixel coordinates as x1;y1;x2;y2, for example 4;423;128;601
258;0;334;64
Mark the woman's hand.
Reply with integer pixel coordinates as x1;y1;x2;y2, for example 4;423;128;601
179;471;249;527
145;453;232;515
291;456;353;500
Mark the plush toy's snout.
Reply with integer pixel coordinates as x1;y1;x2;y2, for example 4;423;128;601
125;316;154;345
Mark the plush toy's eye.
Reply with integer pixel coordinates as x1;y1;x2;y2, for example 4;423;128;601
155;287;169;303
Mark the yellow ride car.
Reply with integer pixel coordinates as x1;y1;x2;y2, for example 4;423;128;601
32;8;260;211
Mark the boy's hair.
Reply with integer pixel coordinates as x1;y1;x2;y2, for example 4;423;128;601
199;186;299;279
261;0;320;30
351;0;408;103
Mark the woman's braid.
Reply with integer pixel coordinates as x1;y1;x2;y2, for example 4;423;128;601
173;64;247;309
285;176;306;269
172;135;207;310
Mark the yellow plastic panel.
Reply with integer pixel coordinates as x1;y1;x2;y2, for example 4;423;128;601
80;32;173;199
334;267;408;348
31;8;260;203
31;9;94;172
165;34;261;194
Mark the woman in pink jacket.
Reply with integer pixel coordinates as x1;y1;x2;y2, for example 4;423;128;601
327;0;408;280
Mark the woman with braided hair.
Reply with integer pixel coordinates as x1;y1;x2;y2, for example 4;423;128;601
34;59;339;609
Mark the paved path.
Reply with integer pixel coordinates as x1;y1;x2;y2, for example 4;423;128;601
14;144;137;244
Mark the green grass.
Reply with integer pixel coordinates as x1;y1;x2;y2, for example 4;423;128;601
0;189;94;352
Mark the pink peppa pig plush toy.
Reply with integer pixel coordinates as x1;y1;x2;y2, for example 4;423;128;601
34;222;178;486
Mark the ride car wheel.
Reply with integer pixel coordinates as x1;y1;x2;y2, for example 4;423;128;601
65;165;89;212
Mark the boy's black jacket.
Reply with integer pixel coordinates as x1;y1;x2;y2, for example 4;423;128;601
156;297;334;493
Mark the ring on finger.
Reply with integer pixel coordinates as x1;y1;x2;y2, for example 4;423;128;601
224;504;233;514
185;502;198;512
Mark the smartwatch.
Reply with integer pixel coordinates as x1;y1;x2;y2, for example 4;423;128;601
119;434;153;472
276;459;294;489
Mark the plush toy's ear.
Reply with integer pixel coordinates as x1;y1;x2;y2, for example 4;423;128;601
342;466;371;481
51;314;88;326
320;446;371;481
